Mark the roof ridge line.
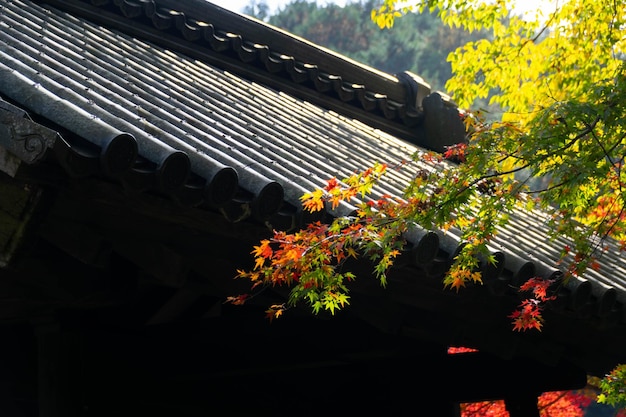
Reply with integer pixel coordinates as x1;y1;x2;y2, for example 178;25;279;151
37;0;433;127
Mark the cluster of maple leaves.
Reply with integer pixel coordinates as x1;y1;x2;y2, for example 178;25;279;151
228;162;405;321
510;277;556;331
227;147;556;331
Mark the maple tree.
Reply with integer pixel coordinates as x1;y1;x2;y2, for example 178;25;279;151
230;0;626;408
371;0;626;407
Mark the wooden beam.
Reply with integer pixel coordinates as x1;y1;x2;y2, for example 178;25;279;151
112;239;189;288
38;220;111;268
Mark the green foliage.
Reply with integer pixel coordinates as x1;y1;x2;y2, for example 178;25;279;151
599;365;626;408
369;0;626;274
373;0;626;405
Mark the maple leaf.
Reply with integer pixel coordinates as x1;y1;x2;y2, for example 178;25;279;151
265;304;285;323
301;189;325;212
224;294;248;305
510;299;543;331
470;271;482;283
284;247;304;262
443;143;467;162
448;275;467;292
445;267;470;292
324;177;340;192
519;277;556;302
252;240;273;259
329;194;342;209
254;256;266;270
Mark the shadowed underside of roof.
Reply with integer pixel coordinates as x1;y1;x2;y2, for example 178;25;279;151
0;0;626;379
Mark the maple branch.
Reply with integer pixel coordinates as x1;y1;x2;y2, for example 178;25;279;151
526;178;569;194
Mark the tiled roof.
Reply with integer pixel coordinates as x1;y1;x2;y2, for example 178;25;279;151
47;0;424;123
35;0;468;150
1;0;626;375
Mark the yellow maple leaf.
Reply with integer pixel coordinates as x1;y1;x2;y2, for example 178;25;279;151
301;189;325;212
254;256;265;270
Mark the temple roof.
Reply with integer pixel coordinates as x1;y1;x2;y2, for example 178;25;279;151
0;0;625;382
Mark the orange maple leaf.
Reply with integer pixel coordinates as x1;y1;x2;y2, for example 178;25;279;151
329;194;342;209
446;268;469;292
449;275;466;292
224;294;248;305
252;239;273;259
